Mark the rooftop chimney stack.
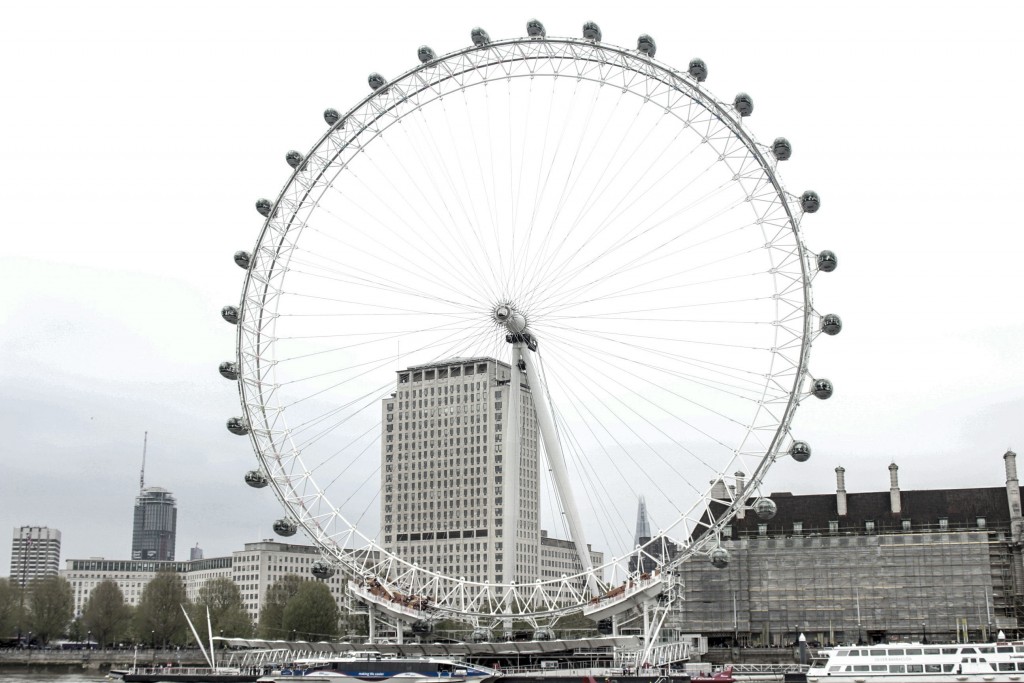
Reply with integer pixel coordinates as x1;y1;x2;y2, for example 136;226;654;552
735;471;747;519
836;466;848;517
889;462;902;515
1005;450;1022;544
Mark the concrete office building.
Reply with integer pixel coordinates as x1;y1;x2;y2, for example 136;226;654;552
382;357;602;590
62;540;356;625
10;526;62;587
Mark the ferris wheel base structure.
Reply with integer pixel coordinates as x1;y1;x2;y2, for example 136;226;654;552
220;18;841;627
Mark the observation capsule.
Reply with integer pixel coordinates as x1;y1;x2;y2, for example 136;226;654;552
255;198;273;217
471;628;490;643
801;190;821;213
637;34;657;57
526;18;546;38
583;21;602;41
710;547;730;569
790;441;812;462
417;45;436;63
734;93;754;117
218;361;238;380
273;518;298;537
533;627;554;641
323;108;341;126
772;137;792;161
311;560;336;579
817;250;838;273
221;305;239;325
226;416;249;436
821;313;843;336
753;497;777;520
471;27;491;46
368;73;387;91
688;58;708;82
233;250;251;269
285;150;304;169
812;379;834;400
244;470;268;488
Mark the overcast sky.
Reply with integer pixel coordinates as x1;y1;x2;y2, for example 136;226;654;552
2;0;1022;574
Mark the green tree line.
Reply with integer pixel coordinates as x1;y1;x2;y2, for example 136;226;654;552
0;572;347;647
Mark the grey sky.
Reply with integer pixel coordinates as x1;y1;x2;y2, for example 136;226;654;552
2;0;1022;573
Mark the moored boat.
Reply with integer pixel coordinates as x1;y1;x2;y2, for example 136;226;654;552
257;652;496;683
803;640;1024;683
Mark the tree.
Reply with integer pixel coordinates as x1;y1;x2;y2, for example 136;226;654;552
192;578;253;639
27;576;73;644
0;579;25;640
135;571;189;647
281;581;339;641
82;580;132;647
257;575;303;639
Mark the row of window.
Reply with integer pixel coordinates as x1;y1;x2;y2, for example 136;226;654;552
730;517;988;537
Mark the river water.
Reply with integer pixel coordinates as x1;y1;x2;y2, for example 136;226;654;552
0;674;112;683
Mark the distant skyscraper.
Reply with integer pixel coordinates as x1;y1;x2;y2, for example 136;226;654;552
634;495;651;545
10;526;62;587
132;487;177;560
190;543;204;561
132;432;177;561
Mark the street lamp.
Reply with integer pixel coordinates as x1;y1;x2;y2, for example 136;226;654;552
921;622;927;644
87;630;92;649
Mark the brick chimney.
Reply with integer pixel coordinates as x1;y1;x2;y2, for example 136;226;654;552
889;462;902;515
836;466;847;517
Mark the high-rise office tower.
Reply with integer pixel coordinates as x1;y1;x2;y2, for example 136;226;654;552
132;432;177;561
10;526;62;587
132;487;177;561
381;357;540;585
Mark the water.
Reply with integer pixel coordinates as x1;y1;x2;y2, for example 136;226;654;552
0;674;112;683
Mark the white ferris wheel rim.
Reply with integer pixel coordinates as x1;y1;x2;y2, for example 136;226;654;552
233;33;818;621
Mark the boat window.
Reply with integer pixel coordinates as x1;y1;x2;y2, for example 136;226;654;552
999;647;1014;653
829;667;842;673
872;665;887;672
889;665;905;673
848;650;860;656
999;664;1016;672
853;665;870;672
962;648;977;654
943;665;955;672
979;648;994;654
943;648;959;655
888;649;905;656
924;649;940;655
907;665;923;673
1017;663;1024;671
870;649;886;656
1016;647;1024;653
926;665;943;673
905;649;922;655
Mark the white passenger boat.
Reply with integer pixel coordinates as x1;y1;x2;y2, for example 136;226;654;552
805;641;1024;683
257;652;497;683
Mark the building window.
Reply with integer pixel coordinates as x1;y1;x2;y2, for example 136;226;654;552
793;521;803;535
939;517;949;530
865;521;875;534
977;517;986;529
828;520;838;533
902;519;911;531
723;525;732;539
757;523;767;537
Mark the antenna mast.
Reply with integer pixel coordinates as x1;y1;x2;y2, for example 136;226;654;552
139;431;148;494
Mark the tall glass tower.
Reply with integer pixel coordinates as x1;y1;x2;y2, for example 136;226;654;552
131;487;177;561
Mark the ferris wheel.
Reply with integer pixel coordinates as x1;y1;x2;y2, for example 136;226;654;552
219;20;839;629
